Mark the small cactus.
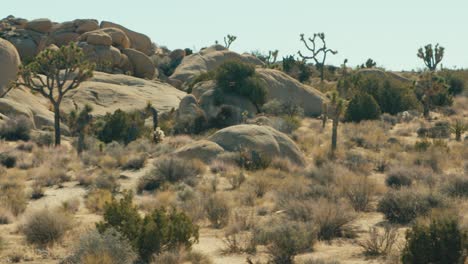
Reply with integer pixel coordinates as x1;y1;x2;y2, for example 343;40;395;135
450;119;467;141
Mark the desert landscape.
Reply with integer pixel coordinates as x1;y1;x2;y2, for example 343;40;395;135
0;3;467;264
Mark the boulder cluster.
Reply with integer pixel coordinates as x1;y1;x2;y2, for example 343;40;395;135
0;15;185;80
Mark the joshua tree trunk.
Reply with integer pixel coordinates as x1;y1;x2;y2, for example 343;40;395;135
54;104;61;146
331;117;338;157
77;132;85;154
322;104;328;129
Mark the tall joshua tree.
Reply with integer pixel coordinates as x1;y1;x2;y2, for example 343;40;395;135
417;44;444;71
14;42;94;146
329;92;345;158
298;33;337;82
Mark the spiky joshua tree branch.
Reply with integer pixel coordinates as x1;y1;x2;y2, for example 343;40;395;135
298;32;337;82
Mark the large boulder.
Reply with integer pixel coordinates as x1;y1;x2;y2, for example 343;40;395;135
25;18;52;33
74;19;99;34
208;124;305;165
1;30;38;61
173;140;224;163
257;68;326;116
100;28;130;49
50;31;80;47
123;48;155;79
0;38;20;94
100;21;153;55
169;45;264;89
78;42;122;68
80;30;112;46
61;71;186;116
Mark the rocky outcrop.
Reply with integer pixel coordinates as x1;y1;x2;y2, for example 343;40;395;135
61;71;185;115
100;21;153;55
79;30;113;46
169;45;264;89
123;48;155;79
78;42;122;68
0;72;185;132
25;18;52;33
208;124;305;165
257;68;326;116
0;38;20;94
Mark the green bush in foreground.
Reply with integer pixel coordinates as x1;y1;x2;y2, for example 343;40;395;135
96;192;199;262
401;215;467;264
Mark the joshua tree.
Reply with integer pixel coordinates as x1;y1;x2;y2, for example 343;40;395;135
450;119;467;141
298;32;338;82
266;50;279;66
224;34;237;49
14;42;94;146
145;102;159;130
362;58;377;68
329;92;345;158
321;103;328;129
0;83;15;98
417;44;444;71
416;73;452;119
68;104;93;154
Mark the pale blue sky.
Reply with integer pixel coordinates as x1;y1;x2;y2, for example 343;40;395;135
3;0;467;70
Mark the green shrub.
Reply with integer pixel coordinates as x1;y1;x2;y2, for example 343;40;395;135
0;153;16;168
282;55;311;83
338;73;420;114
252;219;316;264
215;60;267;108
345;93;381;122
377;189;444;224
0;116;31;141
442;175;468;197
447;75;465;95
22;209;73;246
94;109;146;145
137;157;203;193
96;192;199;262
121;155;146;170
67;229;137;264
385;170;413;189
401;215;467;264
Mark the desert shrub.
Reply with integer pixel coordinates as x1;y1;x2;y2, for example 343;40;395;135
85;189;113;214
282;55;311;83
414;138;432;152
401;215;467;264
67;228;137;264
137;157;204;193
22;209;73;246
0;116;31;141
338;74;420;114
96;192;199;262
0;207;14;224
0;152;16;168
446;75;465;95
341;175;376;211
441;174;468;197
204;194;231;228
61;198;80;214
93;170;120;192
262;99;305;117
385;170;413;188
225;171;246;190
345;93;381;122
32;131;54;146
312;199;357;240
121;154;146;170
252;219;316;264
94;109;146;145
173;108;207;134
30;180;45;199
0;178;27;215
238;149;271;171
215;60;267;108
16;142;34;152
187;70;216;92
357;225;399;256
34;164;70;187
377;189;444;224
417;122;451;139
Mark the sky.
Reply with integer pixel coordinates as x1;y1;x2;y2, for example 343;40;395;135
2;0;467;70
